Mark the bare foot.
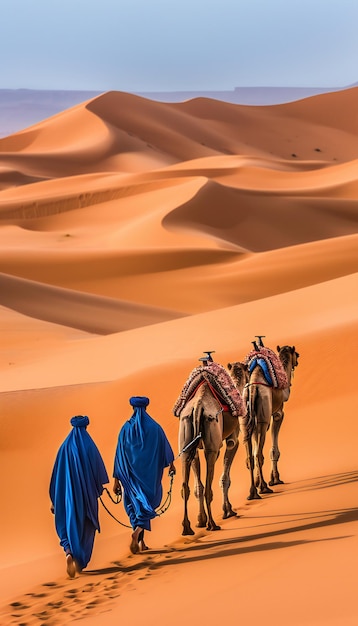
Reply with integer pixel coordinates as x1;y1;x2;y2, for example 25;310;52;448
140;540;150;551
137;529;150;551
130;527;142;554
66;553;76;579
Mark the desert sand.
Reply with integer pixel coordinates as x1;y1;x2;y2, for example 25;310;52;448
0;87;357;626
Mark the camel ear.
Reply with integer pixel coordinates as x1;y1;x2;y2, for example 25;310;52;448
227;363;232;370
292;346;295;352
277;345;281;352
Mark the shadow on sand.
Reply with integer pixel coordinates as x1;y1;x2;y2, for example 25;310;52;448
87;470;358;576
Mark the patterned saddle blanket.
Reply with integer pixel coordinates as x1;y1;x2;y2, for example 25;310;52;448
173;361;246;418
245;347;288;389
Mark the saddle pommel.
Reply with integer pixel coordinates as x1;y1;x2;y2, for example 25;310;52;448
199;351;215;363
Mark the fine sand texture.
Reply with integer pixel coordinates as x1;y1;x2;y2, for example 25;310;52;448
0;88;357;626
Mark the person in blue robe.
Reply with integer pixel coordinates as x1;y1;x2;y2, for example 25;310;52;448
113;396;175;554
49;415;109;578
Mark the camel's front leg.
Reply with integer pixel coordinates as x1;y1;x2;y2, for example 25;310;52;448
219;429;239;518
269;409;284;485
191;452;207;528
204;450;221;530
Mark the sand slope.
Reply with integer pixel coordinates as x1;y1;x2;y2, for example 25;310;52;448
0;88;357;626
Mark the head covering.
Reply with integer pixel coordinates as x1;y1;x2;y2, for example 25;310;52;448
130;396;149;408
49;416;109;570
113;397;174;530
70;415;89;428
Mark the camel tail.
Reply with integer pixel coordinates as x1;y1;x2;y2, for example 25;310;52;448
185;402;202;462
245;385;257;441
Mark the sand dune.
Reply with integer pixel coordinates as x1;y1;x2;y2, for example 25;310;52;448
0;88;357;625
0;272;185;334
1;87;358;183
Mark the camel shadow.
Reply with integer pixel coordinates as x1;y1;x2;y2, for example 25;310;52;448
87;471;357;576
140;534;351;570
186;506;358;552
270;470;358;496
87;504;357;577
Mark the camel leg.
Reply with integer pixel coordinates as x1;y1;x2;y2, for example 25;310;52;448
180;451;195;535
219;435;239;518
204;450;221;531
245;435;261;500
255;422;273;494
269;409;285;485
191;452;207;528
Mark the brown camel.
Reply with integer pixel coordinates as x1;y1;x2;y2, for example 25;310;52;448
244;345;299;497
178;361;249;536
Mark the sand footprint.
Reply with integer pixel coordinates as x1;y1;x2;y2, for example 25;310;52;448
47;600;63;608
33;609;52;620
2;550;171;625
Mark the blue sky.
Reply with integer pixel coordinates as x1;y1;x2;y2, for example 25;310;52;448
1;0;357;92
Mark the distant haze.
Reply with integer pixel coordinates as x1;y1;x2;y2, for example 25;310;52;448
1;0;357;92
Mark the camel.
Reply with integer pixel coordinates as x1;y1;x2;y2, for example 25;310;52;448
244;345;299;497
177;361;249;536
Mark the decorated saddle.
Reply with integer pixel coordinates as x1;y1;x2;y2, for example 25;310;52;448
173;361;246;417
244;346;288;389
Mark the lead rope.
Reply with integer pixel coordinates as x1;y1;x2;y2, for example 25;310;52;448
99;471;176;526
99;431;202;527
154;471;175;516
99;488;132;528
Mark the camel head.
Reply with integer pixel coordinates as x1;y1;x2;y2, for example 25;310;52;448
227;361;249;392
277;345;300;370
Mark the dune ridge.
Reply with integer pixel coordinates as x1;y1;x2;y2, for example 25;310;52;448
1;87;358;182
0;88;357;626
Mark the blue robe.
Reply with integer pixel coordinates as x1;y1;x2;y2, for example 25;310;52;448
49;415;109;570
113;397;174;531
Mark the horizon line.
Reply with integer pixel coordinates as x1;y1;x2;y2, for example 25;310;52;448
0;84;355;93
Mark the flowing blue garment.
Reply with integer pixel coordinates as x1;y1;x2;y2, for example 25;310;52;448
113;397;174;531
49;416;109;570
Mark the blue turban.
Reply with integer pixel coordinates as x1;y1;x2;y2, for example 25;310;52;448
70;415;90;428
